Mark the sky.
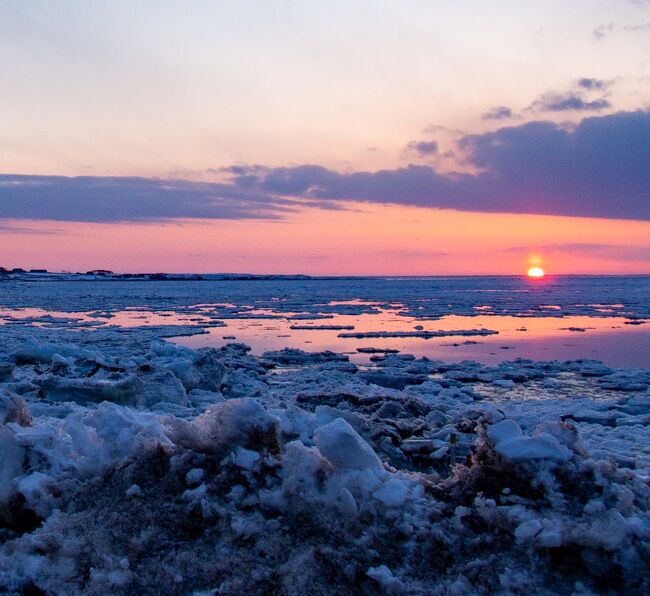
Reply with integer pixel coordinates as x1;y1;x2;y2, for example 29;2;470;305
1;0;649;274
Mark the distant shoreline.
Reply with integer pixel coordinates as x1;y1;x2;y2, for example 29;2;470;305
1;270;649;282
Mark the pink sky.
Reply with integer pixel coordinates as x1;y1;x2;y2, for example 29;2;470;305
1;2;649;274
3;204;649;275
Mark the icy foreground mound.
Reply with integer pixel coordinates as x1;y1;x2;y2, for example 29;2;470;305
0;337;649;594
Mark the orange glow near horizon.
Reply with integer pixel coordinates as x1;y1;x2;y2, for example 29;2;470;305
527;266;545;278
1;203;649;275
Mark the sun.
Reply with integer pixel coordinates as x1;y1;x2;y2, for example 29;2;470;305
527;266;545;278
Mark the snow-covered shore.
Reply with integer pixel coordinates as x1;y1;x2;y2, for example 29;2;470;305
0;326;649;594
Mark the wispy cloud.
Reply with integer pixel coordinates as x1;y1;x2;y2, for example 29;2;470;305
502;243;650;262
577;78;610;91
0;222;63;234
592;22;614;40
528;78;613;112
406;140;439;156
481;106;516;120
530;95;610;112
624;22;650;32
0;176;298;223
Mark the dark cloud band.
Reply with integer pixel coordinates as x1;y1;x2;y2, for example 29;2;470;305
1;110;648;223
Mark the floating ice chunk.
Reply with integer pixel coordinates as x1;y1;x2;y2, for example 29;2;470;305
0;427;25;505
149;342;225;392
492;379;515;388
0;361;14;380
230;513;262;538
514;519;543;542
37;374;143;406
166;354;224;392
537;519;565;548
260;440;329;512
373;478;409;508
339;328;497;339
17;471;54;517
616;414;650;427
51;353;74;367
230;446;261;470
289;324;355;330
0;389;31;426
564;410;619;427
168;398;280;456
615;394;650;416
125;484;142;497
359;370;425;390
181;483;207;502
313;406;369;438
400;438;446;454
13;337;102;364
487;420;523;446
262;348;349;365
314;418;383;473
534;420;580;451
273;405;315;443
50;402;175;475
496;433;571;463
367;565;406;594
91;568;133;590
185;468;204;486
138;369;188;407
334;487;358;516
579;362;613;377
572;510;629;551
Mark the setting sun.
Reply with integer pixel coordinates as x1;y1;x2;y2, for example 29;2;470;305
527;266;545;278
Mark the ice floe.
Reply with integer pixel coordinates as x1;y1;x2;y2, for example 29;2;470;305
0;329;647;593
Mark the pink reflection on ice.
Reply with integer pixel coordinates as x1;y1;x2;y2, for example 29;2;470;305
1;302;647;368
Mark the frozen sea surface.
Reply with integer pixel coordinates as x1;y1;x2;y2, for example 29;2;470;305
0;275;649;593
1;275;649;367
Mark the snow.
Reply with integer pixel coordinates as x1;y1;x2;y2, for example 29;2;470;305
373;478;409;508
367;565;406;594
487;419;523;445
229;446;261;470
496;433;572;463
0;276;649;593
338;328;498;339
125;484;142;497
185;467;205;485
315;418;384;473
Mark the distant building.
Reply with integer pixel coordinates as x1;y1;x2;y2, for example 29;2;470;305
86;270;114;276
29;269;48;273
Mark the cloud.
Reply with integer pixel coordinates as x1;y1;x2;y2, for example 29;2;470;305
592;23;614;40
482;106;515;120
0;175;297;223
502;243;650;262
1;111;649;223
530;94;610;112
0;223;63;234
577;78;610;91
624;22;650;32
374;249;450;258
406;140;439;156
226;110;650;220
528;78;613;112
